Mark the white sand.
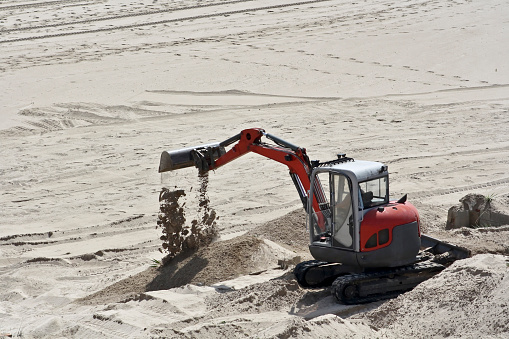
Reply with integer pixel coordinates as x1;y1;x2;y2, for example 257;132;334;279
1;0;508;337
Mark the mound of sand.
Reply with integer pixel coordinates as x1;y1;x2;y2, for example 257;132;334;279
246;208;310;258
361;254;509;338
78;234;296;305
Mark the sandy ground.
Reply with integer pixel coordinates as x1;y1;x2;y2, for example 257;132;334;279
1;0;509;337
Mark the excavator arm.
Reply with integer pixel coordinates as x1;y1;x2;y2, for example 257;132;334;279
159;128;327;218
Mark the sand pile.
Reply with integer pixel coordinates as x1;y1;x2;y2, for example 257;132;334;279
360;254;509;338
78;234;296;305
246;208;310;258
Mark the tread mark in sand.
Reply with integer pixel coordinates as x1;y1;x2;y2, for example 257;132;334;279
411;176;509;199
1;0;257;33
0;0;333;44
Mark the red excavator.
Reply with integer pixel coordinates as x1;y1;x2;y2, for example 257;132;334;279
159;128;470;304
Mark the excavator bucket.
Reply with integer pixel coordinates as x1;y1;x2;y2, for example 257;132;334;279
159;142;226;173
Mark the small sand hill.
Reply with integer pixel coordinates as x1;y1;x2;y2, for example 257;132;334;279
78;235;297;305
361;254;509;338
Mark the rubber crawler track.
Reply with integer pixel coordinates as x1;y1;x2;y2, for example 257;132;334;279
0;0;332;44
294;260;330;288
331;261;445;304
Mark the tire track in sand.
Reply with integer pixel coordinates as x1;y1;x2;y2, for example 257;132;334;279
0;0;332;44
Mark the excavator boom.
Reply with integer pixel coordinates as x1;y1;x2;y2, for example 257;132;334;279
159;128;325;214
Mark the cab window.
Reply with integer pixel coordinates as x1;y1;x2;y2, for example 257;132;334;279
359;176;388;209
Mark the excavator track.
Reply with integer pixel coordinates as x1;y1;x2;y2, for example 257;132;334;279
331;261;445;304
294;260;354;288
294;236;470;304
294;260;328;288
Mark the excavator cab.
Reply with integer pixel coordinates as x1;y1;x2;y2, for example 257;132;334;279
308;159;421;269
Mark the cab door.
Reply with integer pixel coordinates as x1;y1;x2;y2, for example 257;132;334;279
331;173;354;249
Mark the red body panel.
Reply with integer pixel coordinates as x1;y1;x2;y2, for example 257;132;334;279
360;202;419;252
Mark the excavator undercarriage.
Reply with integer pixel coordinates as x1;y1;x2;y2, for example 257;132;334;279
294;234;470;304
